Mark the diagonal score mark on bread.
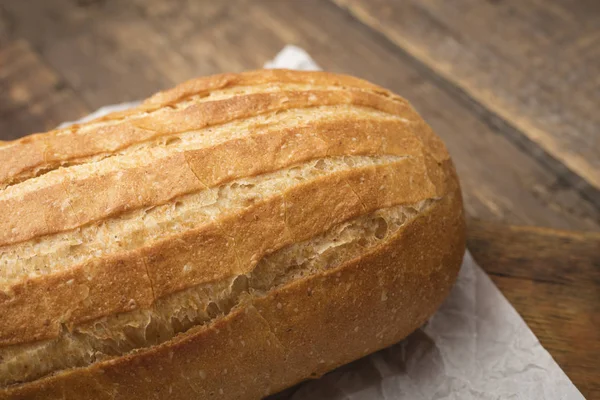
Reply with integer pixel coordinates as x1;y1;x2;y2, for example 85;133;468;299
1;153;444;346
0;198;436;387
0;69;414;191
0;107;422;247
1;157;403;280
0;89;396;190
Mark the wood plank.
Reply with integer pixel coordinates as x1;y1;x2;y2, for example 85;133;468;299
1;0;190;108
332;0;600;194
468;220;600;286
0;40;90;140
2;0;598;231
2;0;271;108
468;221;600;397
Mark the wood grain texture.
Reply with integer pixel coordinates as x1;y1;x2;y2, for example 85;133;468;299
0;40;89;139
0;0;599;396
332;0;600;196
1;0;182;108
469;221;600;398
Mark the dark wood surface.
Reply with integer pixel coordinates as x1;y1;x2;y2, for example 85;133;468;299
334;0;600;194
0;0;598;397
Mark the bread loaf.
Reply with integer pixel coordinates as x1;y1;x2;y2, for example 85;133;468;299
0;69;465;399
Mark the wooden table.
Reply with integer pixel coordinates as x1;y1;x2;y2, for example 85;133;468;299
1;0;599;397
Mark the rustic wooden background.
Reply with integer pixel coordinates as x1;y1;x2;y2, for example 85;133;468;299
0;0;598;397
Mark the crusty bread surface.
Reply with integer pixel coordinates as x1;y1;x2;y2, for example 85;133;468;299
0;69;465;399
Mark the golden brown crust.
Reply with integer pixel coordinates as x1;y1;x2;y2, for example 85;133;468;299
0;155;445;346
0;69;465;398
0;115;431;248
1;179;465;400
0;70;409;191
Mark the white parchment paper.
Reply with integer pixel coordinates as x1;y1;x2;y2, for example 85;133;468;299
60;45;585;400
